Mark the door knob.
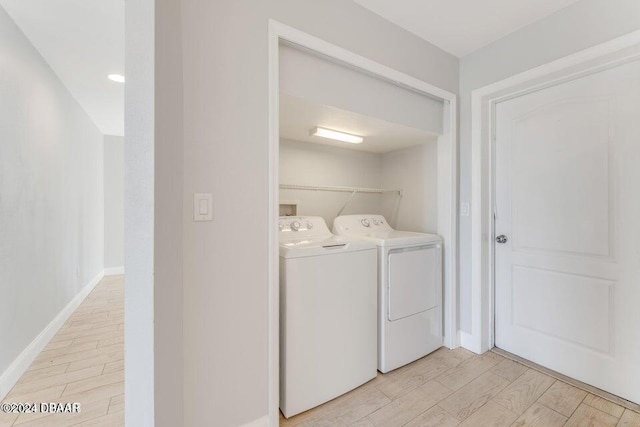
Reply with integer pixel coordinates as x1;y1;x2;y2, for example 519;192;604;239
496;235;508;244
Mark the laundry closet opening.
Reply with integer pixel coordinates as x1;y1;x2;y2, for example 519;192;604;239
278;43;443;232
274;38;456;421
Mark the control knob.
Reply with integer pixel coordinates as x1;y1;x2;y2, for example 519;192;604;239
361;219;370;227
306;222;313;229
291;221;301;231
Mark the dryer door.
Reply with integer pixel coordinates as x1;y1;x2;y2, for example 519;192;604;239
387;245;440;321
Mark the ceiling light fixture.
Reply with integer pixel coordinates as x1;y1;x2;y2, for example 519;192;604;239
310;127;363;144
107;74;125;83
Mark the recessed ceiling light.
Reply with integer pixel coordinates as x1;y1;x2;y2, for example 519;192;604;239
107;74;125;83
310;127;363;144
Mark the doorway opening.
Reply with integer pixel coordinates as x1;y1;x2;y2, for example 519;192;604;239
470;30;640;407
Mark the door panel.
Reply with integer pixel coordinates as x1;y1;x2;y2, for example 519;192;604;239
495;59;640;403
510;98;612;257
512;266;613;353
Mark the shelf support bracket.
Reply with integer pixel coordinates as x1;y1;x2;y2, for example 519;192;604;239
336;190;358;217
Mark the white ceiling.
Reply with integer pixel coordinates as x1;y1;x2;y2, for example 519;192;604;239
280;94;438;154
354;0;582;57
0;0;581;136
0;0;124;136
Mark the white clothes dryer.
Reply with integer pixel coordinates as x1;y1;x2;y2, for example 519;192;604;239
333;215;443;373
279;216;377;418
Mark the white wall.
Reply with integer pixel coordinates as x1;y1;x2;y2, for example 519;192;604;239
280;138;439;233
457;0;640;334
0;3;104;394
280;44;444;135
104;135;124;270
280;139;383;227
124;0;156;425
381;142;438;234
179;1;458;425
154;0;184;424
125;0;184;425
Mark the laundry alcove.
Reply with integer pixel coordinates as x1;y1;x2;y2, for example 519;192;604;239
278;43;445;232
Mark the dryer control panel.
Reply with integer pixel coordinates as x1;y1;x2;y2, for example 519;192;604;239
333;214;393;233
279;216;331;238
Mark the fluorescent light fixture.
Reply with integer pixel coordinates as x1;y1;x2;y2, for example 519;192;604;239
310;127;363;144
107;74;125;83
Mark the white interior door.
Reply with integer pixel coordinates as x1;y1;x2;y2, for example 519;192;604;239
494;58;640;403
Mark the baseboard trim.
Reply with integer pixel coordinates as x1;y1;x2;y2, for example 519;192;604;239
240;415;269;427
459;331;480;354
104;266;125;276
0;270;105;401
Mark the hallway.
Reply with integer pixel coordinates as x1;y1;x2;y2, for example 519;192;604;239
0;276;124;427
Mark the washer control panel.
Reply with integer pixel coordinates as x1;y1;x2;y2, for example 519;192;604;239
333;214;392;233
279;216;329;237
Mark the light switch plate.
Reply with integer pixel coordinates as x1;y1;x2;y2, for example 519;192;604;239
194;193;213;221
461;202;470;217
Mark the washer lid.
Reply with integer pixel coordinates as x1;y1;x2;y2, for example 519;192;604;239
333;215;441;247
279;235;375;258
336;230;441;247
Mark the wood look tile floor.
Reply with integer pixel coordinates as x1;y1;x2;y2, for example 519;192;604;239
0;276;124;427
280;348;640;427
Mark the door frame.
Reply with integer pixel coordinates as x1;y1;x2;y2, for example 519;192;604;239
268;20;458;426
468;30;640;354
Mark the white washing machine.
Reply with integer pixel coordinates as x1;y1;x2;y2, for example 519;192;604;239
279;216;377;418
333;214;443;373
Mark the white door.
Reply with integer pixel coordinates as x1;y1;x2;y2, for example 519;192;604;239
494;58;640;403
